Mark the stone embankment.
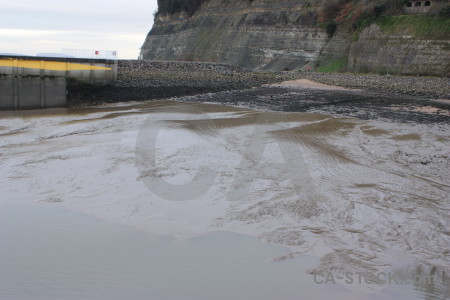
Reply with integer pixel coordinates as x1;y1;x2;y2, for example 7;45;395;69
68;60;449;106
115;60;289;90
300;72;450;99
67;60;290;105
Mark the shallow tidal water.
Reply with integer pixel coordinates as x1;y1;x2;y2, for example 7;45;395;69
0;101;449;299
0;201;437;300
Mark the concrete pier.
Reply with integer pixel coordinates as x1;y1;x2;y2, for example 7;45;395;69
0;55;117;109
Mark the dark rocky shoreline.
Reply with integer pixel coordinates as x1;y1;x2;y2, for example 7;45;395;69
175;86;450;124
299;73;449;99
68;60;450;123
67;60;290;106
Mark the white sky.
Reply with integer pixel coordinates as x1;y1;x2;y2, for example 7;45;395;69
0;0;158;59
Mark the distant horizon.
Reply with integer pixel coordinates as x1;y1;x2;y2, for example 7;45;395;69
0;0;158;59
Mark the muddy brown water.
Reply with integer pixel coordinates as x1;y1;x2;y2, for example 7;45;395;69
0;101;449;299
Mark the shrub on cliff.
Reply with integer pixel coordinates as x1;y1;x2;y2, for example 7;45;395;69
318;0;346;23
319;0;406;23
318;0;407;37
157;0;209;16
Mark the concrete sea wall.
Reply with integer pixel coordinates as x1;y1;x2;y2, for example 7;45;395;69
0;76;66;110
0;56;117;109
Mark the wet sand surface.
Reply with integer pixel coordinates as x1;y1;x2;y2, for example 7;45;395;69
1;99;449;299
269;79;358;91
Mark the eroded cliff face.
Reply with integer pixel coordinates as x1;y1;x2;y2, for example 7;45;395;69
141;0;350;71
140;0;449;75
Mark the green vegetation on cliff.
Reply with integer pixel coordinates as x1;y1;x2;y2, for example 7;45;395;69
319;0;450;39
375;15;450;40
316;57;347;72
351;14;450;41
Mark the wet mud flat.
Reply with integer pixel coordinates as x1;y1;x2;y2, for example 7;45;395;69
1;99;449;299
175;85;450;124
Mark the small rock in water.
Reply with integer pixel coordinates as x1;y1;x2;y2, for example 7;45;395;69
44;197;63;203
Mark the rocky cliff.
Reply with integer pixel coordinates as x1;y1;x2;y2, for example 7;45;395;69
348;17;450;77
140;0;450;76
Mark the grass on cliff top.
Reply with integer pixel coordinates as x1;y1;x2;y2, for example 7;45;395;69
374;15;450;40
